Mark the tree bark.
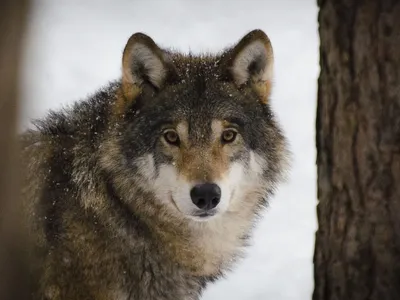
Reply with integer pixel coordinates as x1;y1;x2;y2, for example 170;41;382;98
314;0;400;299
0;1;30;299
0;0;29;221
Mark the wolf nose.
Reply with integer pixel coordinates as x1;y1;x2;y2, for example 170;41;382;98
190;183;221;210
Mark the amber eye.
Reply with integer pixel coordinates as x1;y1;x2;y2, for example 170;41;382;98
163;130;180;146
221;129;237;144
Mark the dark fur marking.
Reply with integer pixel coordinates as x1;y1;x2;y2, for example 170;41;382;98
247;54;267;78
40;141;75;246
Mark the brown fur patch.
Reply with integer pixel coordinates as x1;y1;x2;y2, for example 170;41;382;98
174;120;233;183
253;80;273;104
113;85;141;117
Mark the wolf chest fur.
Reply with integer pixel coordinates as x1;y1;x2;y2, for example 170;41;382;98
20;29;289;299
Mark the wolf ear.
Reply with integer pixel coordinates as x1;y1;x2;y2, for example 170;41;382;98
221;29;274;103
120;32;174;103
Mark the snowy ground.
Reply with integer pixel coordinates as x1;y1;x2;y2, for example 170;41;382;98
20;1;319;299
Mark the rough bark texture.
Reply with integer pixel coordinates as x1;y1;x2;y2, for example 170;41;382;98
0;0;29;222
314;0;400;299
0;1;30;299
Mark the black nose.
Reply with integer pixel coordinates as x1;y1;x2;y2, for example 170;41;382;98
190;183;221;210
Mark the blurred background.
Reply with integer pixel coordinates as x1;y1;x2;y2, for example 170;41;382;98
20;1;319;299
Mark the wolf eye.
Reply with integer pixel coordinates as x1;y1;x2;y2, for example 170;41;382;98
221;129;237;144
163;130;180;146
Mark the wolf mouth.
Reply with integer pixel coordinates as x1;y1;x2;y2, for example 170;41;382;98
170;193;217;219
193;210;217;218
169;193;182;211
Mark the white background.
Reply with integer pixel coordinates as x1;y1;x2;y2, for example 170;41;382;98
21;1;319;299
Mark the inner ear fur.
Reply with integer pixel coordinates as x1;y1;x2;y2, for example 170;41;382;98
220;29;274;103
116;32;176;114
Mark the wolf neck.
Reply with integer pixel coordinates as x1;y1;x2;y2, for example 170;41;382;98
186;212;255;276
145;213;253;277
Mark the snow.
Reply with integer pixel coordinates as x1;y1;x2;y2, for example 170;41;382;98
20;0;319;299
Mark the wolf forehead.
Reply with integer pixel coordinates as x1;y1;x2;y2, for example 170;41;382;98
137;74;262;130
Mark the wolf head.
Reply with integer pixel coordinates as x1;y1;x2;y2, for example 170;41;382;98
104;29;289;223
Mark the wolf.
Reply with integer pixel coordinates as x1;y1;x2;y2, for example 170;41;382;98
16;29;289;299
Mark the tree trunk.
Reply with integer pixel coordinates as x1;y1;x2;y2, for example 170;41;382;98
314;0;400;299
0;1;30;299
0;0;29;221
